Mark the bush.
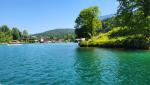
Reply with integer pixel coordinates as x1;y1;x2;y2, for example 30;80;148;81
80;27;150;49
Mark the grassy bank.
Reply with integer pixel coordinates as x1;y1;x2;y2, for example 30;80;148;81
79;27;150;49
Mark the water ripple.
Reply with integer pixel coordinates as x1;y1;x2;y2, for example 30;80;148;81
0;44;150;85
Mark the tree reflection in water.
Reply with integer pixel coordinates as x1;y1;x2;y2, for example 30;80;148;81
74;47;119;85
75;47;101;85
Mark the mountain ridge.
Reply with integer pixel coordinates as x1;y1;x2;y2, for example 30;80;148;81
32;28;75;38
100;14;114;20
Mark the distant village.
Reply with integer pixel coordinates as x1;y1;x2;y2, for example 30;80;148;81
9;36;75;44
37;37;73;43
9;36;85;44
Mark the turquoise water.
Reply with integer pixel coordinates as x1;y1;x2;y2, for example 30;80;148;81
0;43;150;85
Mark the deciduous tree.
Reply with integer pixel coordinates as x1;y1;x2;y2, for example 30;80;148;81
12;27;20;40
75;6;102;38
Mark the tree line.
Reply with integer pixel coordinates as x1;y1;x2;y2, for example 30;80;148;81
0;25;29;43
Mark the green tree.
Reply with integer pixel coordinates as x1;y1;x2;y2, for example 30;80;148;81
12;27;20;40
0;32;12;43
23;30;29;38
0;25;10;32
0;32;6;42
0;25;12;43
75;6;102;38
136;0;150;17
116;0;150;27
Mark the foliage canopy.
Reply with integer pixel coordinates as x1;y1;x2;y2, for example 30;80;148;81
75;6;102;38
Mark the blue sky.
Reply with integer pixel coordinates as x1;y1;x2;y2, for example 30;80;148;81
0;0;119;34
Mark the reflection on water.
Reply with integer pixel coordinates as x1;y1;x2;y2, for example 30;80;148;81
75;48;101;85
75;47;150;85
97;49;119;85
0;44;150;85
75;48;119;85
114;49;150;85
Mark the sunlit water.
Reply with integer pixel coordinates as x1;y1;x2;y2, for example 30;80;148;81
0;43;150;85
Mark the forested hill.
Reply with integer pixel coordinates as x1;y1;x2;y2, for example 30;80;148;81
32;28;75;38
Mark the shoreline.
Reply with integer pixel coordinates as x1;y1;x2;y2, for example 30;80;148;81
79;43;150;50
0;42;77;45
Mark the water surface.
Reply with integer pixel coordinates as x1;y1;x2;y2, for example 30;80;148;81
0;43;150;85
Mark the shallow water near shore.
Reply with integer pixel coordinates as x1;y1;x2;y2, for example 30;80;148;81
0;43;150;85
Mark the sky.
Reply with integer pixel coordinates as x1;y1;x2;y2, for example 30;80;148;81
0;0;119;34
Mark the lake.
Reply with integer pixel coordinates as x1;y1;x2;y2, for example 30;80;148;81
0;43;150;85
